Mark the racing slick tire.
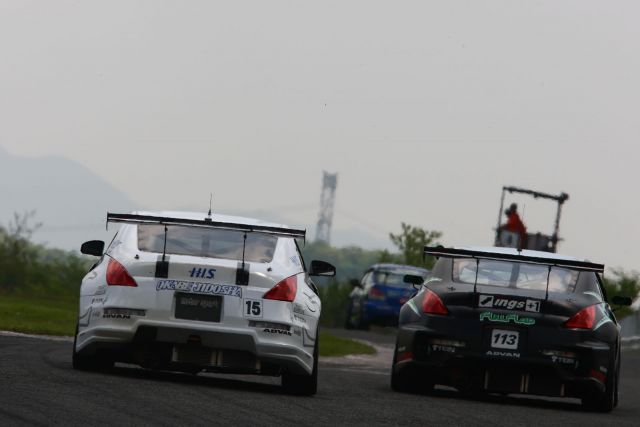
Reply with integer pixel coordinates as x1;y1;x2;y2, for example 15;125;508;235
281;331;318;396
581;351;618;413
390;342;432;394
72;324;114;372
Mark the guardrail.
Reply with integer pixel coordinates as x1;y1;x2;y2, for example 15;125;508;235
621;335;640;351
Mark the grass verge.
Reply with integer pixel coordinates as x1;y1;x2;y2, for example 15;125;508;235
319;331;376;357
0;294;77;336
0;295;377;358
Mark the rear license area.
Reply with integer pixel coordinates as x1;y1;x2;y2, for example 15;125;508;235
483;326;525;358
490;329;519;350
174;292;222;322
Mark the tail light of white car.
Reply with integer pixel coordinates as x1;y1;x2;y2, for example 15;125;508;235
106;258;138;287
263;275;297;302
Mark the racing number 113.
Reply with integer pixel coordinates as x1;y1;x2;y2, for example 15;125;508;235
494;333;516;346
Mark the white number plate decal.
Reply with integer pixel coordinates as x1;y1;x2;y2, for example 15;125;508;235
243;299;263;318
491;329;519;350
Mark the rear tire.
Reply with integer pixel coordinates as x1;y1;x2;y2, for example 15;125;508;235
282;331;318;396
72;324;114;372
581;351;618;413
390;342;432;394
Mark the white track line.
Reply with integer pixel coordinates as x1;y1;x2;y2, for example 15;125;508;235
0;330;73;342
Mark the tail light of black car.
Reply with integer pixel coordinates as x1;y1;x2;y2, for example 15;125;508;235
263;275;298;302
564;305;596;329
422;289;448;315
106;258;138;287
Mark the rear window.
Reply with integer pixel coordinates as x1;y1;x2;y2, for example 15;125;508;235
137;225;278;263
373;269;427;288
452;258;579;293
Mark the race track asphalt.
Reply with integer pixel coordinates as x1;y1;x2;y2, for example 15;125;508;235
1;330;639;426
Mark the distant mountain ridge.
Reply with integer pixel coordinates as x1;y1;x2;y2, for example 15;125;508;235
0;147;390;252
0;146;136;250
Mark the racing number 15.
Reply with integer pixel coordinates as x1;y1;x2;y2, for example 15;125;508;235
244;299;262;318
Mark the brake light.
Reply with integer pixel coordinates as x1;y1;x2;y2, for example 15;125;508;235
564;305;596;329
422;289;448;315
368;287;385;301
263;275;298;302
106;258;137;287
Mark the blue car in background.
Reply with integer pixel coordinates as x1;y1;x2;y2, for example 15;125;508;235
345;264;429;330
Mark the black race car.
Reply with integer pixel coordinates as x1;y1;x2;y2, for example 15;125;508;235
391;246;632;412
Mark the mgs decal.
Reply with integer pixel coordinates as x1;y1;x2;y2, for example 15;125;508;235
478;294;541;312
480;311;536;325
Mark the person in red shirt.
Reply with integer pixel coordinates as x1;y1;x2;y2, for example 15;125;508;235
504;203;527;249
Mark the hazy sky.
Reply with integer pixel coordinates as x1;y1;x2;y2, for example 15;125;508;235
1;1;638;270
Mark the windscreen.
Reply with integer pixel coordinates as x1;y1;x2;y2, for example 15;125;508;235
374;269;427;288
452;258;579;293
137;224;278;263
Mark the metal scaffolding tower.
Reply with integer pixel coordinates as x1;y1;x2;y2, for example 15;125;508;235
315;171;338;243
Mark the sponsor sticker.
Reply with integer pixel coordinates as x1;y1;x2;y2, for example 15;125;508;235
188;267;216;279
432;344;456;353
478;294;541;313
263;328;292;336
156;280;242;298
486;350;520;358
479;311;535;325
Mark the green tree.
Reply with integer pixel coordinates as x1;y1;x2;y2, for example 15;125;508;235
387;222;442;268
603;268;640;319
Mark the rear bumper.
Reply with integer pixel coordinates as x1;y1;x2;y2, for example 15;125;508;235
77;320;315;375
395;324;615;397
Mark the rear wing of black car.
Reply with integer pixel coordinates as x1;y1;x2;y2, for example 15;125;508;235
106;213;306;241
424;247;604;273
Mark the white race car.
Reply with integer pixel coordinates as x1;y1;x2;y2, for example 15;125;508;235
73;211;335;395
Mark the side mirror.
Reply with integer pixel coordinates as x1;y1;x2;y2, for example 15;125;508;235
349;279;362;288
309;260;336;277
81;240;105;257
404;274;424;290
611;295;633;307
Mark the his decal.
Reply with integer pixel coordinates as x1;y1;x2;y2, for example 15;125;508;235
189;267;216;279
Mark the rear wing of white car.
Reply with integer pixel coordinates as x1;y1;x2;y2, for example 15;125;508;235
106;212;306;241
107;212;306;282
